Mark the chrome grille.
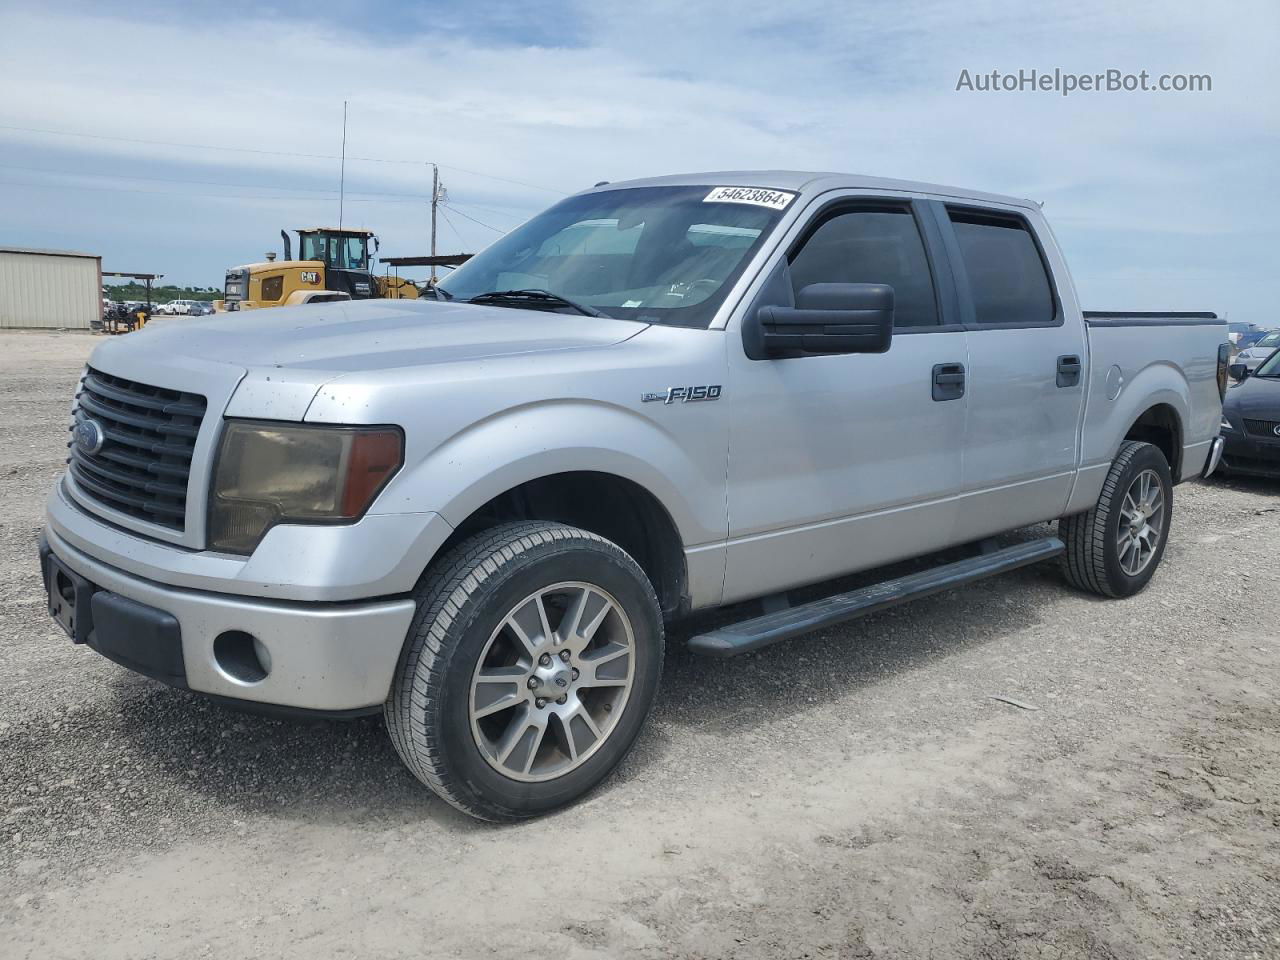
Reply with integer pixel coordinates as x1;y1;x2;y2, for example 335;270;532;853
1244;418;1280;439
68;368;207;531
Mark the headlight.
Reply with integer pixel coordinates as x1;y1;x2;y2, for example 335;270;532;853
208;421;403;554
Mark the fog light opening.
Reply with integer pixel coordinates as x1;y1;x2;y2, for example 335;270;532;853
213;630;270;684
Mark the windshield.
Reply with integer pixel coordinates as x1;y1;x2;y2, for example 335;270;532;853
1254;332;1280;349
436;185;792;327
300;233;368;270
1256;350;1280;377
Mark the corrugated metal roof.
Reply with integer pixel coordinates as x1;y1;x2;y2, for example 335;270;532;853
0;246;100;260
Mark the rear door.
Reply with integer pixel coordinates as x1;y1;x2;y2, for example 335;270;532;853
929;203;1087;539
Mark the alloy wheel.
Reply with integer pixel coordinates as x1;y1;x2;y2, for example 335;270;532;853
468;582;636;782
1116;468;1166;577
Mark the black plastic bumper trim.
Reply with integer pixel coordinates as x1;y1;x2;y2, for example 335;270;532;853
88;591;186;686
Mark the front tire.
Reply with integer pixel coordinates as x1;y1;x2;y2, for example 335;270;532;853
385;521;664;821
1059;440;1173;598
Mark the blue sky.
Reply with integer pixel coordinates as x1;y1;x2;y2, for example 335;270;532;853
1;0;1276;323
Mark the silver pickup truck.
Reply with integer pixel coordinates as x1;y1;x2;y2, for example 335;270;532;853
41;171;1229;820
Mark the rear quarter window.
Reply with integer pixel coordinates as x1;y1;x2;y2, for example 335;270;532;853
948;210;1055;326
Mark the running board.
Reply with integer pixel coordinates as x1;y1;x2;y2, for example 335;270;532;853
687;536;1065;658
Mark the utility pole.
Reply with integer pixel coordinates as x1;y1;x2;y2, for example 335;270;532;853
339;100;348;229
430;163;439;284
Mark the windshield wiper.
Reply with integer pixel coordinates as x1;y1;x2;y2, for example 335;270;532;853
465;288;606;318
426;284;454;301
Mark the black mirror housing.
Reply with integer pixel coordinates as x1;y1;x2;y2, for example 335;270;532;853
1229;362;1250;382
752;283;894;358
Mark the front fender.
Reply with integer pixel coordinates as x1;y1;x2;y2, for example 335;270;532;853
370;398;726;550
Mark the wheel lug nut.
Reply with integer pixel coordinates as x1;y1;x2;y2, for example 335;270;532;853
559;650;571;663
535;698;548;708
528;677;540;689
556;695;567;705
539;653;552;666
571;668;579;680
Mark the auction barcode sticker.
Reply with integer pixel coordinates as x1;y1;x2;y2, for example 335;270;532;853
703;186;796;210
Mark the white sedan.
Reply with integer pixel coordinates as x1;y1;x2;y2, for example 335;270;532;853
1236;331;1280;372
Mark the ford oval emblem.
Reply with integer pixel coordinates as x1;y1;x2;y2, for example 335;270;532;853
1274;424;1280;438
74;417;106;455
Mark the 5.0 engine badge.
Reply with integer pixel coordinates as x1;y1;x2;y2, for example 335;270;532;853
641;385;723;404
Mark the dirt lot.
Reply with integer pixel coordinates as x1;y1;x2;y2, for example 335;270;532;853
1;329;1277;959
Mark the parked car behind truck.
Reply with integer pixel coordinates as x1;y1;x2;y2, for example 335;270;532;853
1219;350;1280;477
1233;330;1280;372
41;171;1228;820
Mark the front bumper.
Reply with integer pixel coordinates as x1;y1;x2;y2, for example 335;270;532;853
41;527;416;714
1220;430;1280;478
48;477;452;603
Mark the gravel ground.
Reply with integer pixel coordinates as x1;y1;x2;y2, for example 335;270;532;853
1;329;1277;959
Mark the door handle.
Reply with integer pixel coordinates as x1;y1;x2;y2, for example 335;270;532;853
932;362;966;401
1056;355;1082;388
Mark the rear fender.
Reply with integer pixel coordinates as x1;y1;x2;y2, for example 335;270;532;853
1067;360;1190;513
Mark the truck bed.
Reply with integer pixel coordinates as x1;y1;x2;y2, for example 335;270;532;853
1070;311;1227;511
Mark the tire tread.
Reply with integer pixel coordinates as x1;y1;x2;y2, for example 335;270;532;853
1059;440;1161;598
384;521;660;821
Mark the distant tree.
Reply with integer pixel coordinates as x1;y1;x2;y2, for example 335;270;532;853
103;282;220;303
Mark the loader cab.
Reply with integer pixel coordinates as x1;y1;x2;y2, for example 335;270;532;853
296;228;378;300
298;228;374;272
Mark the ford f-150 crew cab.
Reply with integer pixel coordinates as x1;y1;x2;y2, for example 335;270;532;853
41;171;1230;820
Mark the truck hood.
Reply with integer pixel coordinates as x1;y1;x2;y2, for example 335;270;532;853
120;299;647;374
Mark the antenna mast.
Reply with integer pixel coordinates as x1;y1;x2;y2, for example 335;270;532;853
339;100;348;229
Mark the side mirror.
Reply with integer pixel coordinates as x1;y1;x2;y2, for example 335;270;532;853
1229;362;1250;382
754;283;894;358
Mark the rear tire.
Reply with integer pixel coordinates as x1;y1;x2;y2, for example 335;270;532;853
385;521;664;821
1059;441;1173;598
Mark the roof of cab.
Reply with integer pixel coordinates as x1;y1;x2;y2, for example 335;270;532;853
581;170;1038;210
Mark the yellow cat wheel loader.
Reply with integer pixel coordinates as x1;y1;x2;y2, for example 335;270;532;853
218;227;419;311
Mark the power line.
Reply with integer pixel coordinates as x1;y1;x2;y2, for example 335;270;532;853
0;178;420;203
442;198;529;223
434;163;566;196
441;202;505;233
0;161;432;199
0;122;411;163
0;122;570;195
436;205;466;248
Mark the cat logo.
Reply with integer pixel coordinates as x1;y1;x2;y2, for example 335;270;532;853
300;271;320;284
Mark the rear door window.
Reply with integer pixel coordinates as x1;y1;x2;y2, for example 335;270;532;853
947;210;1055;326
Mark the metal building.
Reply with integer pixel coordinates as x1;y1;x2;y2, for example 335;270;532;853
0;246;102;329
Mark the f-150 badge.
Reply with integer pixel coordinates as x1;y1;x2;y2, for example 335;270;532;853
642;385;723;404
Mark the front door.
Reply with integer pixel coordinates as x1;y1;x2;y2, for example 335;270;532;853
722;198;970;604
